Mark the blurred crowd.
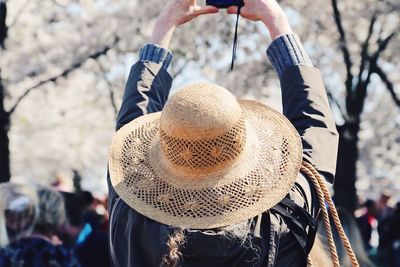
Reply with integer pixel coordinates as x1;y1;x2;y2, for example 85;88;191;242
0;179;110;267
355;194;400;267
1;176;399;267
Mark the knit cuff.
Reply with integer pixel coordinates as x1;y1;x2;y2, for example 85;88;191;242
267;34;313;77
139;44;173;70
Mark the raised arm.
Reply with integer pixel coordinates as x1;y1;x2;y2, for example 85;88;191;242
228;0;339;183
109;0;219;213
272;51;339;184
115;53;173;131
116;0;218;131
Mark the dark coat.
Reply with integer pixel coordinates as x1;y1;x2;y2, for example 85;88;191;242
108;61;339;267
0;237;80;267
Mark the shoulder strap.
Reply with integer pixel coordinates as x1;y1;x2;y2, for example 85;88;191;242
271;197;317;257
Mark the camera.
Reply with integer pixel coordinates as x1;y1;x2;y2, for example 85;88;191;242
206;0;244;9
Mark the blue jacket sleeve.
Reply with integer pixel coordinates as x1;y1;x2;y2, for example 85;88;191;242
280;66;339;184
267;35;339;184
115;61;173;131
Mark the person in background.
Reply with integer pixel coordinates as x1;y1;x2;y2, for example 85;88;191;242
76;210;110;267
374;192;394;265
62;188;110;267
379;202;400;267
376;193;392;221
356;199;377;251
32;186;67;243
0;183;37;248
0;185;80;267
58;189;96;247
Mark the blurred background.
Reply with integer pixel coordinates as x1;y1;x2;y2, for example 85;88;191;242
0;0;399;266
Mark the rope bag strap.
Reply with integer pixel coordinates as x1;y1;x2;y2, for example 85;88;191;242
300;161;360;267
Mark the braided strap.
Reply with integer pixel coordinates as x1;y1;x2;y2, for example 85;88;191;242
301;161;360;267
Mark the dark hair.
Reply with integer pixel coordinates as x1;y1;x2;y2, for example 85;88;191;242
365;199;375;209
81;191;94;207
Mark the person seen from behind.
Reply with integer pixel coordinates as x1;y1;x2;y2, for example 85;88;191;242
107;0;344;266
0;184;80;267
0;183;37;249
356;199;377;251
378;201;400;267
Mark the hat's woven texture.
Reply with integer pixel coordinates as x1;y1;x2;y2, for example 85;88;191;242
109;83;302;229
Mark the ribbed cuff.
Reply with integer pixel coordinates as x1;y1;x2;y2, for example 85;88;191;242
139;44;173;70
267;34;313;77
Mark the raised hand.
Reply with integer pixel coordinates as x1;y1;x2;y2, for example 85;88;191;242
151;0;219;47
227;0;292;39
161;0;219;26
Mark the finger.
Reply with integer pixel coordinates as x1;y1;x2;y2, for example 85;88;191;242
193;6;219;15
226;6;239;14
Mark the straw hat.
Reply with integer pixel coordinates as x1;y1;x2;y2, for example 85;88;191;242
109;83;302;229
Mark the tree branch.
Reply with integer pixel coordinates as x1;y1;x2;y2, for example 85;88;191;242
0;0;7;48
8;37;120;115
9;0;29;28
331;0;353;93
374;66;400;107
50;0;68;8
374;31;396;60
354;30;396;109
352;13;377;113
172;61;190;79
107;82;118;118
357;14;376;83
327;90;347;120
95;62;118;118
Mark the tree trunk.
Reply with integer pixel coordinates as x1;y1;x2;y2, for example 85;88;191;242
334;122;360;214
0;76;10;183
0;1;10;183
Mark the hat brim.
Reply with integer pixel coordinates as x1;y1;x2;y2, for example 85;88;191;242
108;100;302;229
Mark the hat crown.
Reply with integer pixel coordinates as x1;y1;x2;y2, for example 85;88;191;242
160;83;242;139
160;83;246;174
